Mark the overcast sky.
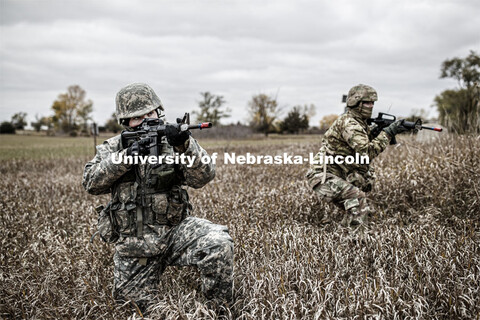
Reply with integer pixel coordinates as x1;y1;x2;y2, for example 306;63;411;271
1;0;479;127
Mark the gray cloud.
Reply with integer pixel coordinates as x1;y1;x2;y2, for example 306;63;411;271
1;0;478;127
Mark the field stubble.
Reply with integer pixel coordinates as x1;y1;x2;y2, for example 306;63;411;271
0;134;479;319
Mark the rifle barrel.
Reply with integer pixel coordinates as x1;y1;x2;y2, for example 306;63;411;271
421;126;443;132
188;122;212;130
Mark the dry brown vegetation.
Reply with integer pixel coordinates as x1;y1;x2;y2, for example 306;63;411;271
1;134;479;319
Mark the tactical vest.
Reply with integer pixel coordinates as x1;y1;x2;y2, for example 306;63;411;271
317;111;373;187
98;139;191;242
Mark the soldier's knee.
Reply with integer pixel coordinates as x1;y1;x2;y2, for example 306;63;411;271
190;229;232;262
312;183;333;203
212;232;234;261
198;232;234;272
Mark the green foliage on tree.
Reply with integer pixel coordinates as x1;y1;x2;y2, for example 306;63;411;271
105;113;123;133
435;50;480;134
0;122;15;134
192;92;231;126
280;105;310;134
11;112;27;130
51;85;93;134
248;93;280;136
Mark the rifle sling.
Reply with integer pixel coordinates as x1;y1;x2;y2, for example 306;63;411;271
136;206;143;239
321;162;327;184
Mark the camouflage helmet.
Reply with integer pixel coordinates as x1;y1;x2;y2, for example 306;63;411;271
346;84;378;107
115;83;164;124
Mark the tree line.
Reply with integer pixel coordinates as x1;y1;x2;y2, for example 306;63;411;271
0;85;319;136
1;85;93;136
1;50;478;135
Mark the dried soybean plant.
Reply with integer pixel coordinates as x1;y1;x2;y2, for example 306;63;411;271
0;134;479;319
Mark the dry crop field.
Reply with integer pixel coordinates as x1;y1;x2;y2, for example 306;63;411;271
1;134;479;319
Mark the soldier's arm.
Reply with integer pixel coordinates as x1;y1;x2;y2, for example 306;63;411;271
342;119;390;160
175;137;215;189
82;139;132;195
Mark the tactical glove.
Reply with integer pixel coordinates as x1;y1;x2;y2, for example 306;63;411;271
127;137;151;156
165;121;191;147
383;119;409;137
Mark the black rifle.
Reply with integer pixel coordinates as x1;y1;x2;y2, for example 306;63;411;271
367;112;442;144
121;113;212;166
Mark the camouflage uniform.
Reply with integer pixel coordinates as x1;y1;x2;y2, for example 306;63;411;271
306;84;391;226
83;84;233;309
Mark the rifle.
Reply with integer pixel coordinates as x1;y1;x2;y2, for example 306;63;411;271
121;112;212;165
367;112;442;144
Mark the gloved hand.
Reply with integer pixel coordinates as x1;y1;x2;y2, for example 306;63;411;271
165;121;191;147
383;119;409;137
127;137;151;156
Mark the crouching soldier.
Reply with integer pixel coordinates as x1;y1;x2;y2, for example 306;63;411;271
306;84;408;228
83;83;233;311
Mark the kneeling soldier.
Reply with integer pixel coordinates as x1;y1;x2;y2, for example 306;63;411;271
306;84;407;227
83;83;233;311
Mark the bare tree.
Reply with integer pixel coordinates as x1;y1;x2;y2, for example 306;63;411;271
192;92;231;126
